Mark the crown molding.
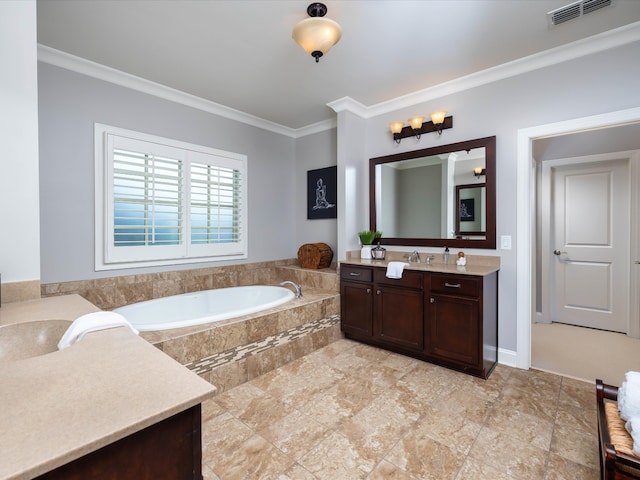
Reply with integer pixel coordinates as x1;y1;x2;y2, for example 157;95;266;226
38;21;640;138
37;44;300;138
331;21;640;119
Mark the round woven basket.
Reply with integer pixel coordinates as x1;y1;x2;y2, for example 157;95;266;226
297;243;333;269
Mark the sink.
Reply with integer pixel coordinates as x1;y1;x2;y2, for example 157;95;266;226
0;320;71;363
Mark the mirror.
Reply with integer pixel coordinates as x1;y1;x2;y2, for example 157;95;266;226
456;183;486;236
369;136;496;249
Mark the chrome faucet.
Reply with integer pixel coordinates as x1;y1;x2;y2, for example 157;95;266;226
406;250;421;263
280;280;303;299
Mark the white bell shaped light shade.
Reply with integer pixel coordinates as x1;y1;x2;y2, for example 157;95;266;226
430;111;447;125
408;116;425;131
389;122;404;135
292;17;342;62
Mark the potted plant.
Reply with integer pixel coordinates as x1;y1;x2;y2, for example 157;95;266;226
358;230;382;259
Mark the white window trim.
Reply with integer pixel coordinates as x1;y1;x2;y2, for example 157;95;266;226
95;123;248;271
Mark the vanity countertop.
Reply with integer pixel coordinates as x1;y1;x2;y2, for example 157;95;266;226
0;295;216;480
340;255;499;276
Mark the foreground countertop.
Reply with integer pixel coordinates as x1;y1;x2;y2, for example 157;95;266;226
0;295;216;480
340;255;500;277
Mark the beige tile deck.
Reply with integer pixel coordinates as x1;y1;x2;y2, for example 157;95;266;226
202;339;599;479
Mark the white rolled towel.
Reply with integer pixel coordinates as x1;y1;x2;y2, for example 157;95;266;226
619;371;640;421
626;417;640;457
386;261;409;279
58;311;139;350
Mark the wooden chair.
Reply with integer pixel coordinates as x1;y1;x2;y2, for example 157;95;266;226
597;379;640;479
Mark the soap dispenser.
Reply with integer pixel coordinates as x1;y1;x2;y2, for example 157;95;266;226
443;246;450;265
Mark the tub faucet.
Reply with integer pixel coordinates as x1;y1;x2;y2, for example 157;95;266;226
406;250;421;263
280;281;303;299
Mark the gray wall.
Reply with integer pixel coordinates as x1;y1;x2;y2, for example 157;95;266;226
337;40;640;353
38;63;297;283
396;165;441;238
294;129;337;254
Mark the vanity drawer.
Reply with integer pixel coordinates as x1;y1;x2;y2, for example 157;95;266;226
430;274;480;297
341;265;373;282
374;268;423;289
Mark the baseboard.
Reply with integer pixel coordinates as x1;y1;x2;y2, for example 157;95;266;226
498;347;518;368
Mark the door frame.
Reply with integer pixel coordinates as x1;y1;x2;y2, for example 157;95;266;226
516;107;640;370
540;153;634;330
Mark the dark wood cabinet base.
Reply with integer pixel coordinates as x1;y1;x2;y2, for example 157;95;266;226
36;405;203;480
341;265;498;379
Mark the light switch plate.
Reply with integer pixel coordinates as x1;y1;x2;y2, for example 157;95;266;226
501;235;512;250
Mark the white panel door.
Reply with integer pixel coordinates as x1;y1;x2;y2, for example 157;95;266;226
552;159;629;332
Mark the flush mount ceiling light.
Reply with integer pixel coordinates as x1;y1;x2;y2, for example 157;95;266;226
292;3;342;63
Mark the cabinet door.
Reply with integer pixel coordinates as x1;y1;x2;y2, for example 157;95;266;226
427;294;479;366
375;286;423;351
340;281;373;337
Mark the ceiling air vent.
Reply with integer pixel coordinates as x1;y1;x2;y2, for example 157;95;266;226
548;0;613;26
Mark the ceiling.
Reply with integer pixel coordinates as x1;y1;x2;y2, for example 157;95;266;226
36;1;640;131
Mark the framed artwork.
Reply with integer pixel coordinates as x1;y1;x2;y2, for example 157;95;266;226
460;198;475;222
307;166;337;219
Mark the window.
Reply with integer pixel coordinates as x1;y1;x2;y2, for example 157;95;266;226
95;124;247;270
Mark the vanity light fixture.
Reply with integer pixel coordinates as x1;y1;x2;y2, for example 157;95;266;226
388;112;454;143
389;121;405;144
430;111;447;135
474;167;486;178
292;3;342;63
408;116;426;139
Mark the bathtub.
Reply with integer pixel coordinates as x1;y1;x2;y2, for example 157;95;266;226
114;285;295;331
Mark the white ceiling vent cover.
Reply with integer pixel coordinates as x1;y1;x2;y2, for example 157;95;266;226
548;0;612;26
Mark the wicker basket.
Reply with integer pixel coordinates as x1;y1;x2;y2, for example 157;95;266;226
297;243;333;269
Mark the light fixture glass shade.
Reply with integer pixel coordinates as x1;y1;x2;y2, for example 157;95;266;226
389;122;404;134
408;116;425;130
292;17;342;58
430;111;447;125
474;167;483;175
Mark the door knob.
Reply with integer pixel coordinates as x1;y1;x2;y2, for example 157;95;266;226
553;250;567;256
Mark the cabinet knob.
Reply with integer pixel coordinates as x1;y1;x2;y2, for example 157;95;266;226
430;297;435;303
444;283;461;288
349;272;361;276
366;288;371;294
377;290;381;295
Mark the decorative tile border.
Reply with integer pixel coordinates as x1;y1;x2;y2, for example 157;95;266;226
185;314;340;376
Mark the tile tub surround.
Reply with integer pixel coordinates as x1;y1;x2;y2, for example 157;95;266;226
41;261;341;393
145;287;342;394
40;259;339;310
202;339;599;479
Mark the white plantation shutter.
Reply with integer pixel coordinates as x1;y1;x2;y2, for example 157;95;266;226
113;149;183;247
95;124;247;270
190;162;242;244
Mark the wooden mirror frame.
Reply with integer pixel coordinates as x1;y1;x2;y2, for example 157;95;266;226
369;136;496;249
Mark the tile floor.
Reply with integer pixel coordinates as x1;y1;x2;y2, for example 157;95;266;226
201;339;599;479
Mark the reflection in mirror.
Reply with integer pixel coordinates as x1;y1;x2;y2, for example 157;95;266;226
369;136;496;249
456;183;486;237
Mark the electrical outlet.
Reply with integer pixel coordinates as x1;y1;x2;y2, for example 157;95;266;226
501;235;512;250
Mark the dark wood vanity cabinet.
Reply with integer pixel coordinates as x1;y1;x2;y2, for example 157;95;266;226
340;264;498;379
35;405;203;480
340;265;374;338
373;269;424;352
427;274;483;373
340;265;423;350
